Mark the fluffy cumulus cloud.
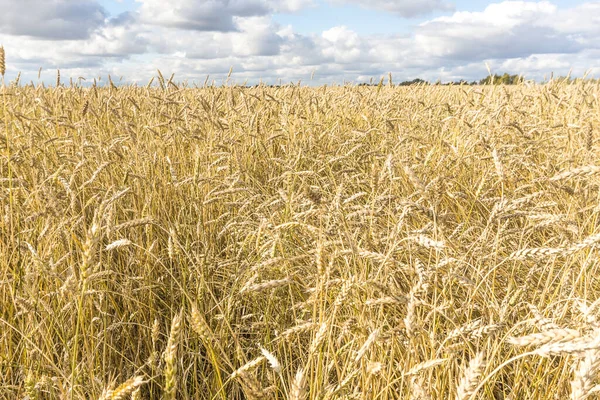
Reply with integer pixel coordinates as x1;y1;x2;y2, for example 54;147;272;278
0;0;107;39
406;1;600;80
547;2;600;44
136;0;313;31
415;1;582;60
320;26;364;63
0;1;599;84
329;0;454;17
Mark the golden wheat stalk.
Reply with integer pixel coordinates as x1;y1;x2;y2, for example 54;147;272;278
0;46;5;77
163;311;182;400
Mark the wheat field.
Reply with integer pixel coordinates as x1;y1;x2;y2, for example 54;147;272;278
1;73;600;399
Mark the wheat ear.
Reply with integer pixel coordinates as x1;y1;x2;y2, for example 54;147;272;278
289;368;307;400
456;352;486;400
0;46;5;77
163;311;182;400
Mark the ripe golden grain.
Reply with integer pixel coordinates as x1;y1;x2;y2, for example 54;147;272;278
259;347;281;374
289;368;307;400
1;80;599;399
0;46;5;77
508;329;581;347
404;358;449;376
163;311;182;400
101;376;144;400
571;349;600;400
456;352;486;400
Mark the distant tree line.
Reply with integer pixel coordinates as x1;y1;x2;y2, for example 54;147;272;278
357;73;529;86
254;74;598;88
478;73;524;85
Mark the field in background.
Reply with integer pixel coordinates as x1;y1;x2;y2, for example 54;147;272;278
1;80;600;399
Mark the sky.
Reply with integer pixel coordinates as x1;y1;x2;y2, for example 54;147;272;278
0;0;598;85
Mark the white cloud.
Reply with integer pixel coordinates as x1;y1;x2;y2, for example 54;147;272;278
320;26;364;63
230;16;284;56
272;0;316;12
496;50;600;78
415;1;584;60
0;1;599;85
0;0;107;39
135;0;313;31
545;2;600;47
429;1;556;26
137;16;284;59
329;0;454;17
